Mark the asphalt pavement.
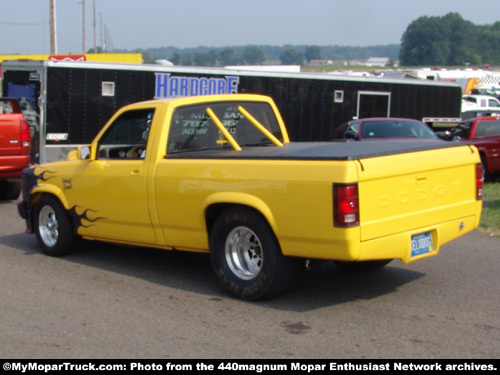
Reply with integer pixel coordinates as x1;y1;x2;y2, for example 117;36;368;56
0;200;498;359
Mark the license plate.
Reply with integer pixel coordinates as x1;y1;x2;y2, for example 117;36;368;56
411;232;433;257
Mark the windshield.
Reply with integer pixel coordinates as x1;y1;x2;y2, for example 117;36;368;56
361;120;437;139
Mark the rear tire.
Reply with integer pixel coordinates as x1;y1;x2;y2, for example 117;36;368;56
34;195;74;256
210;207;301;300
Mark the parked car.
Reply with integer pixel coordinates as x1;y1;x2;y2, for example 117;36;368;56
439;115;500;180
332;118;439;141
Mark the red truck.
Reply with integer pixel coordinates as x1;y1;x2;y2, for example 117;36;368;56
441;115;500;180
0;98;31;200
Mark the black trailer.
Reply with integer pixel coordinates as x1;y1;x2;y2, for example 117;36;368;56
1;60;462;163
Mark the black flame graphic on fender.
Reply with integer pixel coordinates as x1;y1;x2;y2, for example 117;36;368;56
35;169;57;183
68;205;107;230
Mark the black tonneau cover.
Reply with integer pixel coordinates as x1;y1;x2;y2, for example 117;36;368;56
166;140;471;161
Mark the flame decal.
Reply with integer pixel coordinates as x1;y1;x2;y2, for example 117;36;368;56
68;205;107;230
35;169;58;182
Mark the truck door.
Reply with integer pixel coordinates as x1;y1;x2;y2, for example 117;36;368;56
73;108;157;245
357;91;391;118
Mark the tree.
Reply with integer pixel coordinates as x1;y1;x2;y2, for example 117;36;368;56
304;45;322;62
179;53;194;66
280;49;303;65
141;52;155;64
193;50;217;66
218;48;234;66
400;12;500;66
171;52;181;65
241;46;266;65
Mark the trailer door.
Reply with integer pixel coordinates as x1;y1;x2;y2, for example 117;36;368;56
357;91;391;118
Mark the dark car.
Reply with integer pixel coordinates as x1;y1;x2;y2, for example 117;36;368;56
440;115;500;180
333;118;439;141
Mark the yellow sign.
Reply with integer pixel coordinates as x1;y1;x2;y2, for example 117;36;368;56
0;53;143;64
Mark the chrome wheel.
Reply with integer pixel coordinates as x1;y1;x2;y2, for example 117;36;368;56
38;205;59;247
225;226;263;280
211;207;302;300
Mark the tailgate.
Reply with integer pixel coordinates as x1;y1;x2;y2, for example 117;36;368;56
0;114;22;156
357;145;480;242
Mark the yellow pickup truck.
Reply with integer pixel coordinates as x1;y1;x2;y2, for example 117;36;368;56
17;94;483;300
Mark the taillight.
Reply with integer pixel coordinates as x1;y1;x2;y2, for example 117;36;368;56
333;183;359;227
21;119;31;147
476;163;483;200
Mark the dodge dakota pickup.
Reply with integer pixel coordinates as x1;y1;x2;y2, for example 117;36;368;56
0;98;31;200
18;94;483;300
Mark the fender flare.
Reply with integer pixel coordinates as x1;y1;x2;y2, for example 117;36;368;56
203;192;279;236
31;184;69;210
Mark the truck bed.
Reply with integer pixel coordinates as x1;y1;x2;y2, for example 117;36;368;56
166;140;471;160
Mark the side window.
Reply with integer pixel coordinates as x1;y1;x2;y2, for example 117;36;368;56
97;109;155;159
488;99;500;108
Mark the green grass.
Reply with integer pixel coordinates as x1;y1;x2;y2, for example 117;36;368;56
480;178;500;237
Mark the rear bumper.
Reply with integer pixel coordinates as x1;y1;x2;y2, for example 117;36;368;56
358;215;479;264
281;212;480;264
0;155;30;178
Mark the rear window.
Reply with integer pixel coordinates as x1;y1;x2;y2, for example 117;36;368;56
475;120;500;137
167;101;282;152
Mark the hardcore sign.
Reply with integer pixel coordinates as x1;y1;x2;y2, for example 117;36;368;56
155;73;239;98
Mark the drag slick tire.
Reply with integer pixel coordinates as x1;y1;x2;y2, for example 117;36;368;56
210;207;301;301
34;195;74;256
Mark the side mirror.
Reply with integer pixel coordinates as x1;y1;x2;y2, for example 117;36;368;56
344;130;358;140
77;145;91;160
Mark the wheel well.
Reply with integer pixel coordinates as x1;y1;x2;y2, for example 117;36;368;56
205;203;269;240
30;191;44;207
29;192;67;224
479;151;489;172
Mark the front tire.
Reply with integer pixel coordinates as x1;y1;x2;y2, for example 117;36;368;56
480;155;490;182
210;207;301;300
34;195;74;256
0;181;21;201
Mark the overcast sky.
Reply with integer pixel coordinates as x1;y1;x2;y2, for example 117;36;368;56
1;0;499;55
